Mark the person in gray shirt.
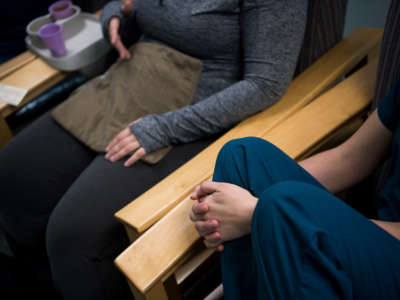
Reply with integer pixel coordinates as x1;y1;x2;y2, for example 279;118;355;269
101;0;307;163
0;1;312;299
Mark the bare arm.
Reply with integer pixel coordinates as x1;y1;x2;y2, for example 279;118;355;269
370;220;400;240
299;110;393;194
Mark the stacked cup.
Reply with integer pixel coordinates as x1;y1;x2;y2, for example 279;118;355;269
38;1;73;57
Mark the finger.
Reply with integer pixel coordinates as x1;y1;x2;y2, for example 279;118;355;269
189;210;206;222
189;207;207;222
108;18;131;60
203;238;222;249
124;147;146;167
106;128;131;152
106;135;136;160
109;139;140;162
190;185;201;200
111;36;131;60
194;220;219;236
204;231;222;243
192;202;209;215
191;183;214;200
114;38;131;60
196;181;221;198
217;244;224;252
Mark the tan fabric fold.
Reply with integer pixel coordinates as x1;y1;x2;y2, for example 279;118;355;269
52;42;202;164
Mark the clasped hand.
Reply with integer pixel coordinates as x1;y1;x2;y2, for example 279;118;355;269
190;181;258;252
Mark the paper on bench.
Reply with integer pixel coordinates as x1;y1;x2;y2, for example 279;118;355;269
0;84;28;106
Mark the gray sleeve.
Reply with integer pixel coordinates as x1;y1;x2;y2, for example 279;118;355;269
100;1;140;44
130;0;308;153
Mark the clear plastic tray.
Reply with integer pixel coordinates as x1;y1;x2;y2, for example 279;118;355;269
25;6;111;71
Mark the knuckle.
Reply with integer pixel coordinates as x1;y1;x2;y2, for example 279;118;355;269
120;148;127;156
193;204;200;213
194;222;201;231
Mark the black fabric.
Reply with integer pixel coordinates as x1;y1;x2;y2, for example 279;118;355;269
0;253;41;299
0;113;218;299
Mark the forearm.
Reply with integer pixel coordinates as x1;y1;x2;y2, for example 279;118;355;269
100;1;139;44
299;147;359;194
100;1;124;41
370;220;400;240
130;79;283;153
130;0;308;153
300;111;393;194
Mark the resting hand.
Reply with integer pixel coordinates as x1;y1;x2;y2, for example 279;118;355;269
190;181;258;251
105;120;146;167
108;1;134;60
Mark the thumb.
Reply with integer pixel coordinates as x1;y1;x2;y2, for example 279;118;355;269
197;181;220;197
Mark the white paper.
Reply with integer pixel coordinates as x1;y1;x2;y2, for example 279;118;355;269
0;84;28;106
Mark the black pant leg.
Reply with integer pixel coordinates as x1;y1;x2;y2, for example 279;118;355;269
46;136;218;300
0;112;95;298
0;112;95;247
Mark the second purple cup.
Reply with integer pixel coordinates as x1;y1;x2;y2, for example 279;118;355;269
49;1;74;20
38;23;67;57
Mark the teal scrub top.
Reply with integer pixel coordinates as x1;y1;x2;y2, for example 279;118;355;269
377;78;400;221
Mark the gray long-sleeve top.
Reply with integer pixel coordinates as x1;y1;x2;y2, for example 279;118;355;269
101;0;308;153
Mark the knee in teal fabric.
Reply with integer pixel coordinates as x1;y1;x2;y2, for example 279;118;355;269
214;137;274;184
214;137;312;195
215;137;284;175
251;181;353;300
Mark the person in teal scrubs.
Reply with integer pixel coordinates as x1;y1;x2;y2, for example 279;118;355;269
190;78;400;299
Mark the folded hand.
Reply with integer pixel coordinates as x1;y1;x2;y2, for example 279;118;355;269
190;181;258;251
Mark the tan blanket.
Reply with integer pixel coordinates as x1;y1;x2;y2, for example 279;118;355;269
52;42;202;164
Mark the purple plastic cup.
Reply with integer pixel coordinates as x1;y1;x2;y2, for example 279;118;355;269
38;23;67;57
49;1;73;20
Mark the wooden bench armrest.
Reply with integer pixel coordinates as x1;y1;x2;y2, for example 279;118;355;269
115;27;383;236
0;51;37;81
115;57;378;294
0;58;67;118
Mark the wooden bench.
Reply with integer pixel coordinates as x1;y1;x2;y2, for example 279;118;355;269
113;27;382;299
0;52;67;147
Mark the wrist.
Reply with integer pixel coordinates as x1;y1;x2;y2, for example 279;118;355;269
244;196;258;234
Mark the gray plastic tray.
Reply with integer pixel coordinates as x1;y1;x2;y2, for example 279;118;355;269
25;6;111;71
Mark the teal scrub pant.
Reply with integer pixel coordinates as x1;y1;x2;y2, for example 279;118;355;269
213;137;400;300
